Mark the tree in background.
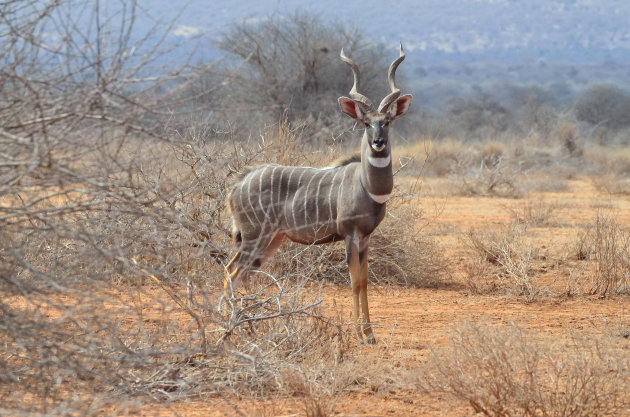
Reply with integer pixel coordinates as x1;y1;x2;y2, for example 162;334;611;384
197;12;390;141
575;84;630;132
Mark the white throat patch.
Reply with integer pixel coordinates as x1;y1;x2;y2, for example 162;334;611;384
367;190;391;204
367;153;391;168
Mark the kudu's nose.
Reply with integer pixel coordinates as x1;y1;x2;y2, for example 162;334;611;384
372;137;386;152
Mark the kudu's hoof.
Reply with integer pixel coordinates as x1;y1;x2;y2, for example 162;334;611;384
357;334;377;345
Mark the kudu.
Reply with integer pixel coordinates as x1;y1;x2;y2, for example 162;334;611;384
221;44;412;344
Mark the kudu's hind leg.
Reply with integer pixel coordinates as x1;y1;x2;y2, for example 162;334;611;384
218;250;241;313
219;230;285;312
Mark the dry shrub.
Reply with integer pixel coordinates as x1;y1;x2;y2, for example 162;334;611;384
453;154;526;198
507;199;562;227
573;213;630;296
557;120;583;158
410;138;509;179
420;320;630;417
480;141;507;168
281;369;337;417
258;117;334;167
278;344;403;417
0;129;251;412
371;194;448;287
199;281;351;396
522;175;571;193
0;1;251;410
392;139;432;176
464;224;540;300
463;257;495;295
584;145;630;177
205;279;406;416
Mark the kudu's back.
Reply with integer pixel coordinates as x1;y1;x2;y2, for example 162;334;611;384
228;160;374;247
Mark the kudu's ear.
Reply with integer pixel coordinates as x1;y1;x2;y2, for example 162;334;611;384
388;94;412;123
338;97;367;125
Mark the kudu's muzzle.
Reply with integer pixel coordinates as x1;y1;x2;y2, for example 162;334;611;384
371;137;386;152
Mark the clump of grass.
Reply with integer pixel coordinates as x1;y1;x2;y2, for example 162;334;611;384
419;320;630;417
464;224;540;301
573;213;630;296
416;138;465;177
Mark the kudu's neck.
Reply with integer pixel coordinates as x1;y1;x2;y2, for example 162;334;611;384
360;130;393;203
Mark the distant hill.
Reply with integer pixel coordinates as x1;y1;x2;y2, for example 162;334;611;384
149;0;630;64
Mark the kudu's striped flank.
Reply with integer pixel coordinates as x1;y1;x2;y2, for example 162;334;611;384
221;45;412;344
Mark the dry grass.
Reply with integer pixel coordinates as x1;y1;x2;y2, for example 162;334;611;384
399;134;630;200
420;319;630;417
592;174;630;196
405;138;463;176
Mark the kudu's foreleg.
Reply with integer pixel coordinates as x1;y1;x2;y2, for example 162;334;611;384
359;246;375;344
346;234;375;344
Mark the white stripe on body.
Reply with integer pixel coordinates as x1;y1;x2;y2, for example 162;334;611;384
335;165;349;227
257;166;270;225
268;166;278;217
303;170;318;231
239;172;256;225
284;168;296;230
275;167;285;220
247;168;263;223
314;169;333;229
291;169;308;232
327;167;342;224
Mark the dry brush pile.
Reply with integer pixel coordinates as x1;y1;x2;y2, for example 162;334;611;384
420;319;630;417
